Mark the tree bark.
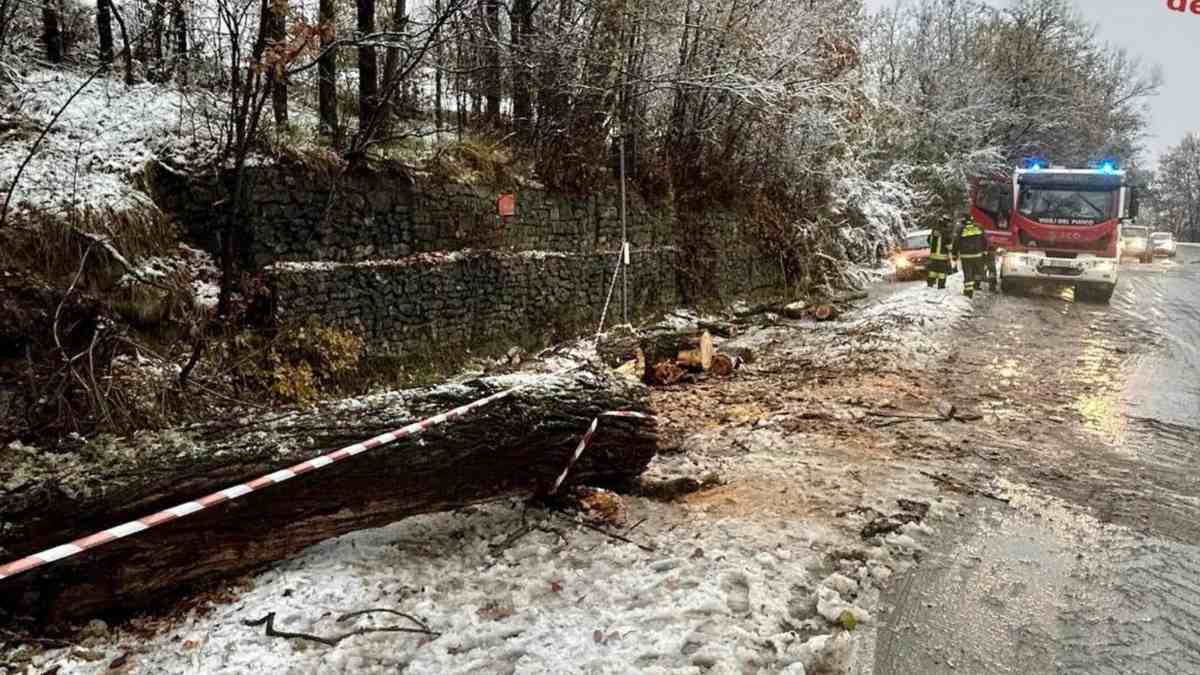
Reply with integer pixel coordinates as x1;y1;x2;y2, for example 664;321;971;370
378;0;407;130
511;0;532;138
0;368;656;625
96;0;114;65
482;0;500;123
433;0;443;130
318;0;338;138
41;0;63;63
269;0;289;126
148;0;165;72
108;0;135;85
356;0;379;137
171;0;187;83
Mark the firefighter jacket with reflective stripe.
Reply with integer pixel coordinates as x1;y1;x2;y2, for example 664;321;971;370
954;223;986;258
928;229;951;261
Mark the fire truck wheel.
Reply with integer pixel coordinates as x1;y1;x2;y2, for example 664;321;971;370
1075;283;1114;304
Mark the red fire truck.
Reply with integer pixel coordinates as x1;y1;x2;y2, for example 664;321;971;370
968;159;1138;303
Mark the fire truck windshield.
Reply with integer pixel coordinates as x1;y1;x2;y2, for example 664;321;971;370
1017;187;1116;225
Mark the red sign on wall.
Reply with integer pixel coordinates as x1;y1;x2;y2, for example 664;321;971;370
497;192;517;218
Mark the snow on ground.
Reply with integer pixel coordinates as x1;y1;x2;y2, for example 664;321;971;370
724;282;974;370
25;498;888;675
0;69;217;216
10;284;967;675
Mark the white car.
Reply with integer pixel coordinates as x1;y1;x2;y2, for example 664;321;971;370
1151;231;1177;258
1121;226;1152;263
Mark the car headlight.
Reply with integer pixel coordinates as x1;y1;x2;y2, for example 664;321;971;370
893;255;912;269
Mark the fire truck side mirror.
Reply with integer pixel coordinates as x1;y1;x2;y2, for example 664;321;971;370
1128;187;1141;219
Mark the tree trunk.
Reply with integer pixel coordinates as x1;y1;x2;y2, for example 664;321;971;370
171;0;187;83
109;0;135;85
269;0;289;127
378;0;407;130
41;0;63;63
96;0;114;65
356;0;379;138
148;0;165;73
318;0;338;138
482;0;500;123
511;0;532;138
0;368;657;625
433;0;443;130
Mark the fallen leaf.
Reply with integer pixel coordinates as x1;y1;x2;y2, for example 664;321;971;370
550;581;563;593
108;653;129;669
593;629;604;644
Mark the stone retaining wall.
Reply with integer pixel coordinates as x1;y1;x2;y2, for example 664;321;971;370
152;160;784;355
267;249;679;355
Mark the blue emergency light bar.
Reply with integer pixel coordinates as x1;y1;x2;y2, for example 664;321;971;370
1023;157;1048;171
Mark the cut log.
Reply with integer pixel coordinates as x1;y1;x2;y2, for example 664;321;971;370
652;361;685;385
0;368;657;625
675;331;714;372
709;353;735;377
782;301;808;319
813;304;838;321
597;329;713;383
723;345;756;365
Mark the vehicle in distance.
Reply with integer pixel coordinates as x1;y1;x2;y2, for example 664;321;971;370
1122;225;1153;263
893;230;931;281
1151;231;1177;258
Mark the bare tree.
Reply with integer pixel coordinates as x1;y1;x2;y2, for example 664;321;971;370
109;0;135;85
318;0;338;138
482;0;500;123
433;0;444;130
214;0;277;317
356;0;379;138
41;0;63;63
97;0;114;64
270;0;289;126
147;0;166;73
511;0;532;138
1155;134;1200;241
171;0;188;83
379;0;409;127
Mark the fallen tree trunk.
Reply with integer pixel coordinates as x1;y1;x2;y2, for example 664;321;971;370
0;368;656;626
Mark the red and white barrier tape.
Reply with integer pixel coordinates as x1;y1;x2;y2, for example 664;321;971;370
0;389;655;582
549;410;656;495
0;386;523;581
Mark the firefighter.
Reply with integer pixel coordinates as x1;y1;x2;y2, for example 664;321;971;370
926;217;953;289
982;233;999;291
953;215;987;298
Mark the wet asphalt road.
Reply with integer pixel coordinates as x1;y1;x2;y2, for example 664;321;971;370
874;246;1200;674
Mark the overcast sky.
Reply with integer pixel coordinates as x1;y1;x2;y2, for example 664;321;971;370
863;0;1200;167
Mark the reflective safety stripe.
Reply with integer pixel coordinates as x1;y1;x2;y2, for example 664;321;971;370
929;254;949;261
960;253;983;259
